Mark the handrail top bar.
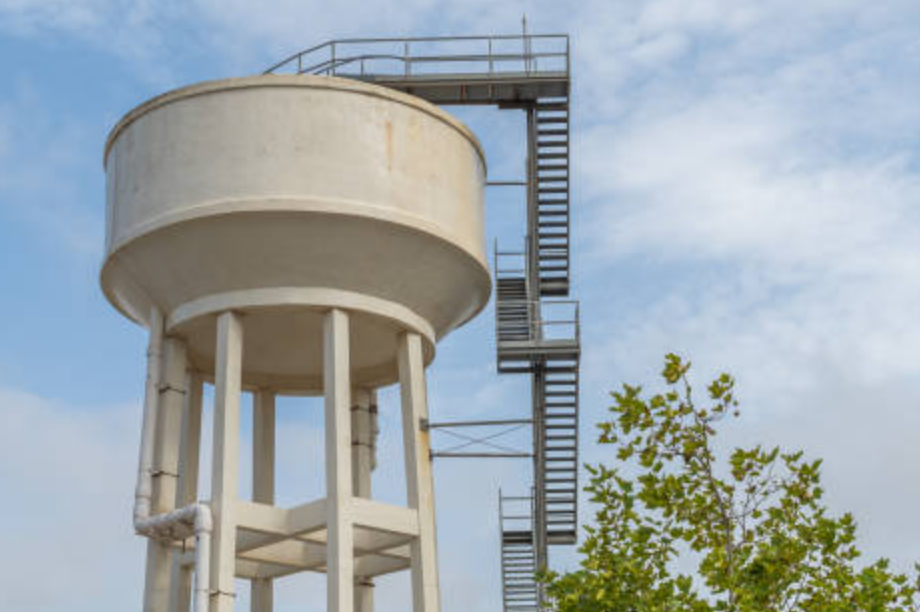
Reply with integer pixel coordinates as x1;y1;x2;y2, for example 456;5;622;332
496;299;580;306
308;50;567;66
426;418;533;429
265;32;569;74
432;452;533;458
325;33;567;43
299;51;567;75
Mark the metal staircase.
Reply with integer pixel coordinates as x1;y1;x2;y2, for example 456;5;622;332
539;361;579;544
532;99;571;297
495;244;581;560
266;33;581;612
495;249;535;373
495;251;532;348
499;492;540;612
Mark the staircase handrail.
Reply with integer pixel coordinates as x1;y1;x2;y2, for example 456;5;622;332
495;249;527;278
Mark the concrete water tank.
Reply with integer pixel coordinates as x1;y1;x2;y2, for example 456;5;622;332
101;75;490;392
104;74;489;612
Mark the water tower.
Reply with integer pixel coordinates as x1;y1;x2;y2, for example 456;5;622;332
102;75;489;612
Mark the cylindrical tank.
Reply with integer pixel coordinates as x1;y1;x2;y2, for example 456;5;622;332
102;75;490;392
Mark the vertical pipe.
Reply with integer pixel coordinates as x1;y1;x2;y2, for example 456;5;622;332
136;307;164;522
497;491;508;609
404;41;410;77
138;308;165;612
398;332;440;612
525;107;539;299
325;308;354;612
194;512;213;612
181;375;205;508
144;337;188;612
526;96;549;609
210;312;244;612
251;390;276;612
171;373;204;612
351;388;377;498
252;391;276;504
532;364;548;608
352;388;378;612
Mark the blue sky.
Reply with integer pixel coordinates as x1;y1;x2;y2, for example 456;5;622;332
1;1;920;610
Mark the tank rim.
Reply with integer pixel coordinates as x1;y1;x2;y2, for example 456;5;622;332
103;74;487;172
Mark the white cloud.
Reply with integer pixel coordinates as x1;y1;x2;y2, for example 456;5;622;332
0;0;188;77
569;0;920;576
0;0;107;34
0;388;142;611
574;0;920;386
0;84;103;258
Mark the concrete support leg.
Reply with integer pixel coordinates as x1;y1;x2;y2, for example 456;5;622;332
251;390;276;612
325;308;353;612
171;373;204;612
352;388;378;612
210;312;244;612
398;332;440;612
143;337;188;612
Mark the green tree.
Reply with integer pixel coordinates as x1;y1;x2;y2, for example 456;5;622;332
542;354;920;611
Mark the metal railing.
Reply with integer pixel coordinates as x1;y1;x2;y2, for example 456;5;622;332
499;489;536;530
495;247;528;279
265;34;569;79
498;299;579;345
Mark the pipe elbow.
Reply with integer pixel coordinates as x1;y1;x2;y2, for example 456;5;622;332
134;497;151;526
193;504;213;534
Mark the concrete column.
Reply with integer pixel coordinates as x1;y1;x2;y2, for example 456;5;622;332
210;312;244;612
352;388;378;612
171;373;204;612
251;390;276;612
325;308;353;612
398;332;440;612
144;337;188;612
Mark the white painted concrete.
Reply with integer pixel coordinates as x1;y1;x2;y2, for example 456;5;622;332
210;312;244;612
143;336;188;611
171;373;203;612
135;307;164;528
133;317;211;612
107;75;489;612
325;309;354;612
399;332;441;612
252;390;276;612
102;75;489;392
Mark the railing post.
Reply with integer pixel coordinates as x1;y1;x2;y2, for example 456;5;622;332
404;41;410;77
331;42;336;76
566;35;571;76
576;302;581;342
